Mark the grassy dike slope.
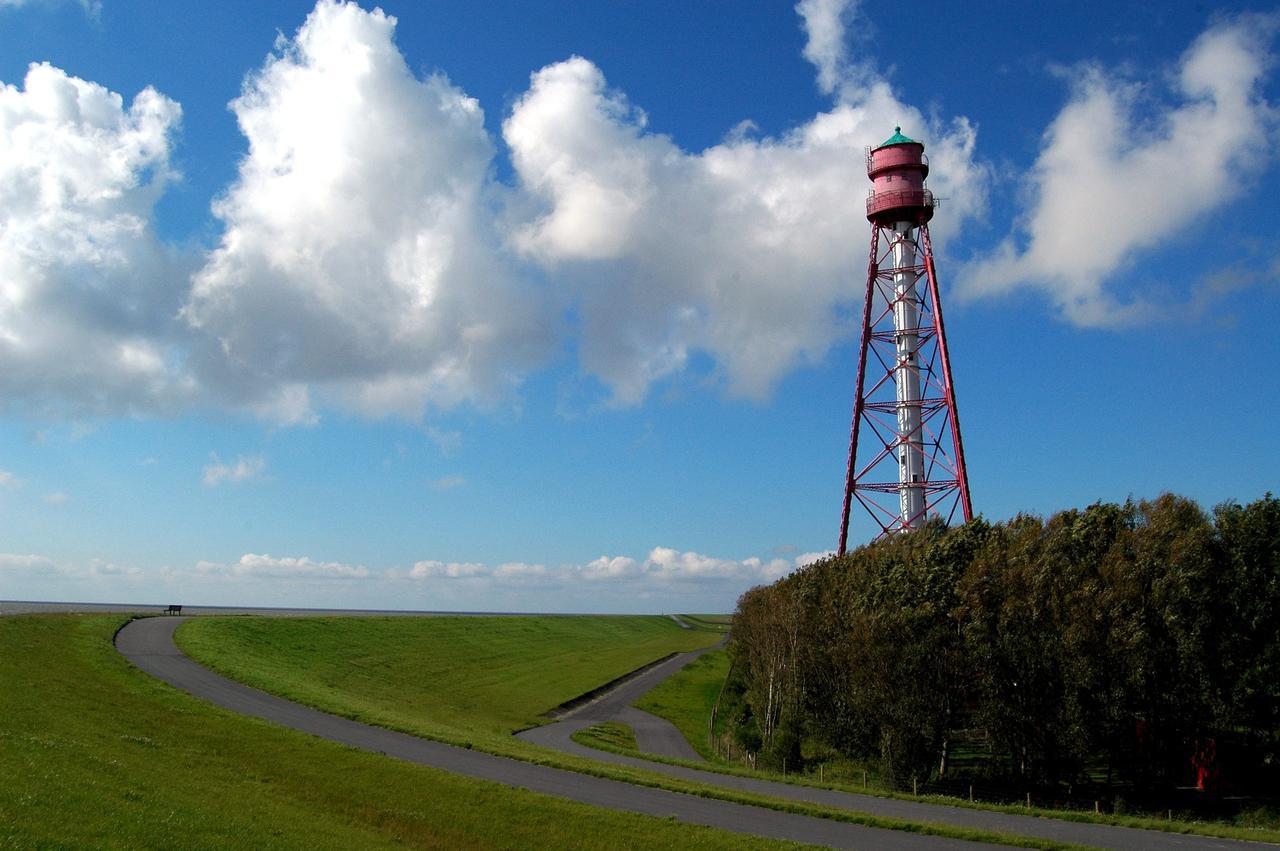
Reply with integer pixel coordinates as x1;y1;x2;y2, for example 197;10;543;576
0;615;797;850
167;615;1116;848
176;615;721;749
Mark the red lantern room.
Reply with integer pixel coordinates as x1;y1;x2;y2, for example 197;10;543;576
865;126;935;226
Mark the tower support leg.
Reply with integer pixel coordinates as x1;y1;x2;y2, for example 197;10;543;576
838;226;880;556
838;220;972;552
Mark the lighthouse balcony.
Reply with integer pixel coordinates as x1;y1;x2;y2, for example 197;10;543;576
866;187;936;222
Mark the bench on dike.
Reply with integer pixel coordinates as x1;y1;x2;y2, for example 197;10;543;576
164;604;183;616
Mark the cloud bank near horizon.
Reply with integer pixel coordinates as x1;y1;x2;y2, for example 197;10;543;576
1;546;833;611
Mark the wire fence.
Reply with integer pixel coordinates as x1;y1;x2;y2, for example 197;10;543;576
700;734;1275;822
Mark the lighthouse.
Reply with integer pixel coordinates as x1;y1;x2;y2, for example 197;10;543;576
837;128;972;552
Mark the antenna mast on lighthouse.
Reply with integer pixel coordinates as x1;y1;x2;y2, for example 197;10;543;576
837;127;972;553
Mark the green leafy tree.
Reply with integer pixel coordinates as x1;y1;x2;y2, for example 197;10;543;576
730;492;1278;799
1214;495;1280;755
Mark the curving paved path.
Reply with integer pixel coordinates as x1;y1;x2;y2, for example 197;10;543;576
116;616;1275;850
521;644;1270;851
116;616;989;850
525;638;724;762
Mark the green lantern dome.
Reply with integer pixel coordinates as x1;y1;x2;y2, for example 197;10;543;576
874;126;918;149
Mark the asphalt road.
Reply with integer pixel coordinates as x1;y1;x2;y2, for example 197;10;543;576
524;638;724;762
115;616;992;850
115;616;1275;850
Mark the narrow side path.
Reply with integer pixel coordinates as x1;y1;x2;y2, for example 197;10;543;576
115;616;990;851
519;642;1271;851
539;638;723;762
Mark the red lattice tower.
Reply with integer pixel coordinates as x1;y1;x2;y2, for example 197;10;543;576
837;127;972;554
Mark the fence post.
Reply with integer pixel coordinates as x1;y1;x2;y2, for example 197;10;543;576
969;784;973;802
862;769;867;789
913;778;918;796
1026;792;1031;810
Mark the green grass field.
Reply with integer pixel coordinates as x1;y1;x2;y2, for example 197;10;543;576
0;614;806;850
635;649;731;760
15;611;1241;850
679;614;733;632
572;721;638;752
176;615;721;753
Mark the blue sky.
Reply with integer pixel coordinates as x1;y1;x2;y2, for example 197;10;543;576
1;0;1277;612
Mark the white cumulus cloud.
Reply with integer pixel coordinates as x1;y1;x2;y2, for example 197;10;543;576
794;549;834;567
430;474;466;491
197;553;371;580
0;0;987;422
503;14;985;405
796;0;861;97
0;0;99;14
408;560;486;579
202;453;266;487
394;546;806;590
1;2;1274;423
84;558;141;577
0;62;194;417
192;545;808;594
0;552;136;579
956;16;1279;325
183;0;552;423
581;555;642;581
2;545;816;611
0;552;56;571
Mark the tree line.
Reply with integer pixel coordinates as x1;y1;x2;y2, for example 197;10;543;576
729;493;1280;800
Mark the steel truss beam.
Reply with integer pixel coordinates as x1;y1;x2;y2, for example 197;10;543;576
838;222;972;553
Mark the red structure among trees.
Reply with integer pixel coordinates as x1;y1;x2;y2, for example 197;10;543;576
838;128;972;552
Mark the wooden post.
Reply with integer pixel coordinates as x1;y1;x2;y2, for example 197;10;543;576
913;778;918;796
969;785;973;802
862;769;867;789
1026;792;1031;810
1095;801;1100;815
820;764;824;783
